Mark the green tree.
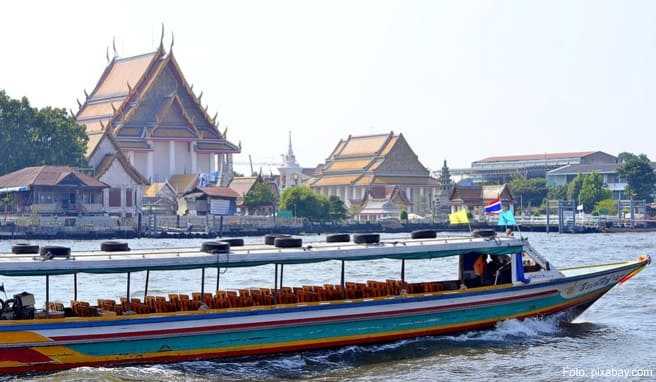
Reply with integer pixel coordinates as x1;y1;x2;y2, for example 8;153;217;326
327;195;348;221
278;185;329;221
547;184;567;201
509;177;548;207
579;172;611;212
0;90;88;175
618;153;656;202
400;209;408;222
593;198;618;216
566;174;585;202
243;181;275;207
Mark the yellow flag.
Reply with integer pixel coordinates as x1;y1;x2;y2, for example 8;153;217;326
449;209;469;224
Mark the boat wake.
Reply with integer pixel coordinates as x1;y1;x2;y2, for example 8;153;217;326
446;316;562;344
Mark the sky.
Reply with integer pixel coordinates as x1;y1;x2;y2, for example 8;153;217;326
1;0;655;174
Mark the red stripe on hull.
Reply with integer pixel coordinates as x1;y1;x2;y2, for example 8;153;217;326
0;348;52;363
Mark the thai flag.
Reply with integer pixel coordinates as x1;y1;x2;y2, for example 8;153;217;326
484;198;502;213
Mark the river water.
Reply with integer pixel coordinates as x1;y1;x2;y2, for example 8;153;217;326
0;232;654;381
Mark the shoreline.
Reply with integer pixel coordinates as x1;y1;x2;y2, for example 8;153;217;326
2;223;655;241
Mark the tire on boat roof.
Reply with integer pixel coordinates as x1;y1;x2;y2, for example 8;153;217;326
326;233;350;243
274;237;303;248
472;229;497;238
100;241;130;252
11;243;39;254
219;238;244;247
40;246;71;258
410;229;437;239
353;233;380;244
265;234;290;246
201;241;231;254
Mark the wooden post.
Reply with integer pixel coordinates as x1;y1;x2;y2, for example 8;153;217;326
126;272;131;300
73;273;78;301
401;259;405;283
45;275;50;315
144;270;150;300
216;266;220;292
219;216;224;238
340;260;345;287
273;264;279;305
274;264;278;290
280;264;284;289
340;260;345;299
201;268;206;296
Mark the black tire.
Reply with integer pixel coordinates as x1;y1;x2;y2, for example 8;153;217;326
100;241;130;252
11;243;39;254
353;233;380;244
411;229;437;239
472;229;497;238
265;234;290;246
40;246;71;258
201;241;231;254
274;237;303;248
219;238;244;247
326;233;350;243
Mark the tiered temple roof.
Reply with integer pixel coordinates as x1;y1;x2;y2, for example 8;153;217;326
76;44;239;169
309;132;436;187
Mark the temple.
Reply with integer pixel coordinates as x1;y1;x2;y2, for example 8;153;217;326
76;36;240;216
309;132;437;215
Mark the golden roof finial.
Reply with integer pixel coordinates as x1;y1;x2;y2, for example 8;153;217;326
159;23;165;51
127;81;133;93
83;89;89;99
76;98;82;108
112;36;118;58
169;32;175;52
105;46;110;62
212;112;218;124
198;91;203;102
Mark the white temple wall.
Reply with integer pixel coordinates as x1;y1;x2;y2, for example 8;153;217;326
153;141;169;182
133;152;148;178
197;153;210;173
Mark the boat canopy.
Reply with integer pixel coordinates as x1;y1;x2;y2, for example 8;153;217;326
0;237;525;277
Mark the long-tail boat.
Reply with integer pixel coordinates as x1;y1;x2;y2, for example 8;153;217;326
0;231;650;374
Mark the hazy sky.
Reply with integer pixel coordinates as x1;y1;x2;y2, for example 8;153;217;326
1;1;655;173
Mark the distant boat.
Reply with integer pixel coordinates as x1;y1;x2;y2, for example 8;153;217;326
0;232;649;374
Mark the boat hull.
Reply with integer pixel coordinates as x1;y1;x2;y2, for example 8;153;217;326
0;259;647;375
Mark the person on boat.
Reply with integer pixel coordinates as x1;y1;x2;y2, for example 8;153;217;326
505;228;514;237
463;254;487;288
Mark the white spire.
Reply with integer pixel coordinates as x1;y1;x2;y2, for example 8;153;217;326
280;131;299;168
287;131;295;161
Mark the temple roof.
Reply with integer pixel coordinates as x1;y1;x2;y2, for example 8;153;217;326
77;46;239;160
309;132;434;187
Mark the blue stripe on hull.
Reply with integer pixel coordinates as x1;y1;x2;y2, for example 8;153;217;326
70;293;567;356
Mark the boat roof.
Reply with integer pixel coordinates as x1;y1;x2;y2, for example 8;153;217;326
0;236;525;277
